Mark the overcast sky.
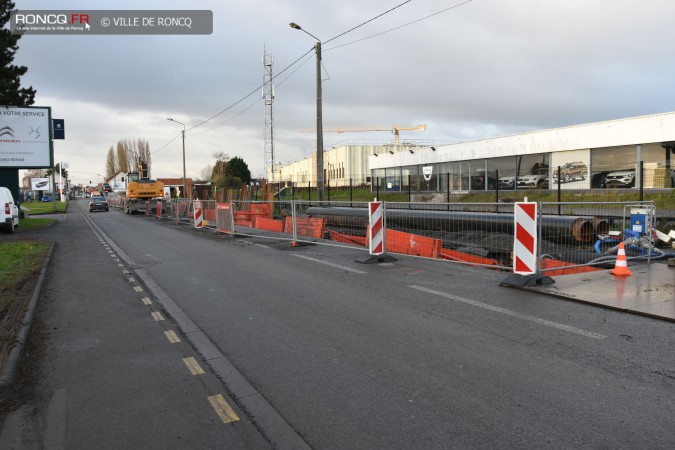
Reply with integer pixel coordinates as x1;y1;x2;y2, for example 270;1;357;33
14;0;675;185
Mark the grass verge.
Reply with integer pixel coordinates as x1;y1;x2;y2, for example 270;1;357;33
0;241;51;315
21;201;67;214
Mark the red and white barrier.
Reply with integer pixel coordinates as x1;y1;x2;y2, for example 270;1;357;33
513;202;537;275
194;199;203;229
368;200;384;255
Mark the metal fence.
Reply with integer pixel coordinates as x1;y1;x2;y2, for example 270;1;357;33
145;198;673;275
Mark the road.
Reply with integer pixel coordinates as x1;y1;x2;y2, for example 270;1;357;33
13;200;675;448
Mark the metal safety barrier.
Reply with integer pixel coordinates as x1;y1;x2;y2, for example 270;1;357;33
132;198;670;274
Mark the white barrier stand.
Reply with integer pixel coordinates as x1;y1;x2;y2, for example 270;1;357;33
514;201;537;275
356;199;396;264
500;201;553;288
194;199;203;229
215;203;235;236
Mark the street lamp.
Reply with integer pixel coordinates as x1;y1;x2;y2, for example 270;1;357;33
167;118;187;198
290;21;324;202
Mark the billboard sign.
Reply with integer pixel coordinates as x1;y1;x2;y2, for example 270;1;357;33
31;177;51;190
0;106;54;168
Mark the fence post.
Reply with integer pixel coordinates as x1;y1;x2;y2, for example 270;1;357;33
446;172;450;211
349;178;353;207
639;160;644;201
408;174;411;204
495;169;500;207
557;165;562;216
327;178;331;202
308;181;311;202
376;177;380;200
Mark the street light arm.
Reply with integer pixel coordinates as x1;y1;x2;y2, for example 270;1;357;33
289;21;321;42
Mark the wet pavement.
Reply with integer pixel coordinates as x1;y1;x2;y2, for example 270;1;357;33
525;261;675;322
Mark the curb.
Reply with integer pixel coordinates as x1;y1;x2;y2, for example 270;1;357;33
0;243;54;396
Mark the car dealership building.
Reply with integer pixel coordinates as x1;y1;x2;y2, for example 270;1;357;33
271;111;675;191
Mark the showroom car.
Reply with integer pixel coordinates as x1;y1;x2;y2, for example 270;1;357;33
604;169;636;188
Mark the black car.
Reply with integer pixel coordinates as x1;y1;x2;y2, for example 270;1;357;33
470;174;497;190
89;196;109;212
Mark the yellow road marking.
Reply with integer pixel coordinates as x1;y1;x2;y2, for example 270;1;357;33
208;394;240;424
183;357;205;375
151;311;165;321
141;297;152;305
164;330;181;343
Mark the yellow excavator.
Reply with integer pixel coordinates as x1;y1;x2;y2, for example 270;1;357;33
122;161;164;214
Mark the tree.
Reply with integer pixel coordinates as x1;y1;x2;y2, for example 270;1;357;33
226;157;251;184
137;138;151;177
0;1;36;106
116;141;129;174
105;146;116;179
199;164;213;181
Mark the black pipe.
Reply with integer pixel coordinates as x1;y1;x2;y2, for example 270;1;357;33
306;206;604;243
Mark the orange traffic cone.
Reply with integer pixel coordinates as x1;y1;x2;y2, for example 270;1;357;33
611;242;632;276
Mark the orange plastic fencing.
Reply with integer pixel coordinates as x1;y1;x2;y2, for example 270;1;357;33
383;229;442;258
540;258;603;276
255;217;285;233
284;217;327;238
326;229;367;247
439;248;498;266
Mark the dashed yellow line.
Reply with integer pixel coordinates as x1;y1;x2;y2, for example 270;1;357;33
151;311;165;321
208;394;240;424
164;330;181;343
183;357;205;375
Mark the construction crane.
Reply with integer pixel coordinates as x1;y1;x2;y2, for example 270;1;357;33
300;124;427;145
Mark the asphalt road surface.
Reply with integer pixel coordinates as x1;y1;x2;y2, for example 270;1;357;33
14;200;675;448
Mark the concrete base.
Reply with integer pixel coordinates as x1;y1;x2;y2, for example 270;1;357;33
355;253;398;264
500;273;555;288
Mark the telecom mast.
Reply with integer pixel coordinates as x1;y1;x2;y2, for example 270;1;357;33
263;50;275;181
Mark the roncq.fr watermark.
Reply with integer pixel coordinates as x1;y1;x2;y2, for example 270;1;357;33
10;10;213;35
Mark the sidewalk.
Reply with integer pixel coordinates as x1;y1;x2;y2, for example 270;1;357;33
524;261;675;322
0;209;270;449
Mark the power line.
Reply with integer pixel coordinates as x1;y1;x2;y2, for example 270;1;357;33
324;0;412;45
326;0;474;52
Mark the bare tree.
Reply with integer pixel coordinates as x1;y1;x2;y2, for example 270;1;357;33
105;146;117;179
116;141;129;174
199;164;214;181
137;138;151;177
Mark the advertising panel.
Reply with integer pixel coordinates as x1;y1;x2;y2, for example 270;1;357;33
550;149;590;189
31;177;51;190
0;106;54;168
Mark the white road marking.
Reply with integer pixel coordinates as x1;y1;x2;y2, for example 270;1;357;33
290;254;366;274
409;285;606;339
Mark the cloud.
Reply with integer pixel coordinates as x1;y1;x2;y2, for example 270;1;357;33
11;0;675;185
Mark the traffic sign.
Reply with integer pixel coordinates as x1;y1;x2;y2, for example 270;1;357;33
53;119;65;139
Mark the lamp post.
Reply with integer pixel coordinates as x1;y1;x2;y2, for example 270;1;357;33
167;118;187;198
290;21;324;202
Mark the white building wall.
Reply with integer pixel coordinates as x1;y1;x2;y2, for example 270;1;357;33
369;111;675;170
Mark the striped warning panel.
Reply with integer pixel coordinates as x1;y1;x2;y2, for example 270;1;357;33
514;202;537;275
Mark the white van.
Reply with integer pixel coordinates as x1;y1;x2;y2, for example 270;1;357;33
1;187;19;234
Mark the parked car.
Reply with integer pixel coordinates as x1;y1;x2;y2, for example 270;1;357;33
470;174;497;190
604;169;636;188
498;176;515;189
590;171;613;188
41;196;51;202
1;187;19;234
552;161;588;183
89;196;109;212
516;169;548;189
103;183;112;193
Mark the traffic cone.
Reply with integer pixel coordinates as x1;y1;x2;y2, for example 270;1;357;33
611;242;632;276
